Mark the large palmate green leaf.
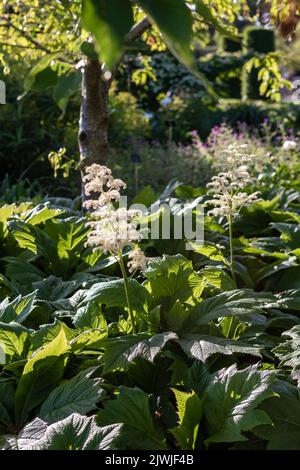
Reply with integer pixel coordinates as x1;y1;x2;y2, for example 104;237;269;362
254;395;300;450
10;217;88;277
185;289;273;331
256;256;299;283
73;301;107;329
82;0;134;69
46;288;88;317
0;205;15;240
162;300;192;334
0;378;16;426
98;386;166;450
53;70;81;112
177;335;263;363
4;257;45;287
145;255;203;309
32;276;78;302
99;332;177;374
198;266;237;292
39;367;105;423
273;325;300;378
128;357;172;394
22;203;63;226
188;361;214;395
30;319;76;350
44;217;87;260
171;389;204;450
10;220;56;260
204;365;275;444
271;222;300;250
79;278;151;314
0;414;122;450
14;328;71;425
69;328;107;354
271;289;300;311
0;322;31;364
24;54;58;91
0;291;37;324
189;241;227;262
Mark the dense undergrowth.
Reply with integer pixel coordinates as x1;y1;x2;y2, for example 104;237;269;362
1;161;300;450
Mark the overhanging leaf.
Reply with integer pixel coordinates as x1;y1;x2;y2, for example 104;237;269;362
137;0;216;97
53;70;81;112
137;0;193;66
82;0;134;69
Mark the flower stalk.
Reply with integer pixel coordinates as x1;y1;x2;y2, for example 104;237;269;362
118;249;136;334
228;212;236;287
83;164;148;334
207;143;260;284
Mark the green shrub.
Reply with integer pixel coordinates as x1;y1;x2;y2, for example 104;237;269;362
109;90;151;145
0;73;79;186
243;26;276;54
217;34;242;53
178;99;300;140
242;27;276;100
108;140;214;198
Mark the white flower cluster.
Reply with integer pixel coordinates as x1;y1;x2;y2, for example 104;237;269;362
127;247;148;274
282;140;297;151
207;144;260;218
83;164;126;209
84;164;147;272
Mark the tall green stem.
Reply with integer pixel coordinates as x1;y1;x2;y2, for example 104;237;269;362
228;213;237;287
118;250;136;334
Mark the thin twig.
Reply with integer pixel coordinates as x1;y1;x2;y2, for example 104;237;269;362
0;16;51;53
0;42;41;49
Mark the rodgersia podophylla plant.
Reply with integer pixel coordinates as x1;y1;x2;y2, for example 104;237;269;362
206;143;260;284
83;164;147;333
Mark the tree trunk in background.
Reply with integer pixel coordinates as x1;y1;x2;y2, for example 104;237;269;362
78;59;109;198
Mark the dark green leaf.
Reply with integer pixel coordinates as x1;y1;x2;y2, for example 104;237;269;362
99;332;177;374
204;365;275;444
39;367;105;423
98;386;166;450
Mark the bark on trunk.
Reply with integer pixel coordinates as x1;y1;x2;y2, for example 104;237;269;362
78;59;109;198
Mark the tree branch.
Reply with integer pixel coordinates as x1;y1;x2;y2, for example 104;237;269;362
124;17;151;43
108;17;151;83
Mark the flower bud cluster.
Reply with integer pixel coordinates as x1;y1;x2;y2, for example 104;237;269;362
84;164;147;272
207;144;260;217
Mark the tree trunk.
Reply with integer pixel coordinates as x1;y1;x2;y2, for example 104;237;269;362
78;59;109;198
